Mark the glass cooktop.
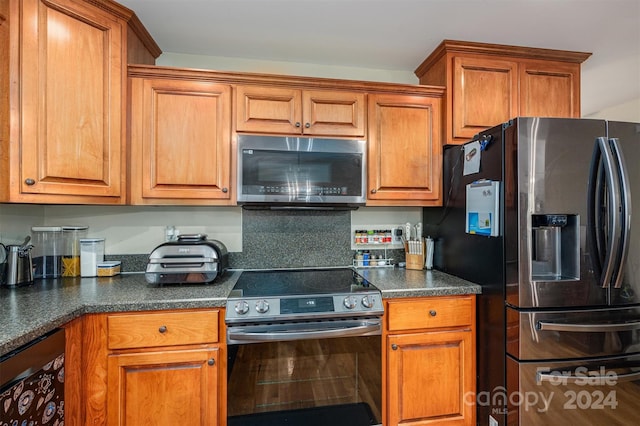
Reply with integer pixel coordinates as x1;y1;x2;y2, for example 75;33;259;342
229;268;376;298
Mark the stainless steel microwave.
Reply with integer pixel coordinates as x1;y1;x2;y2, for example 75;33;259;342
237;135;366;209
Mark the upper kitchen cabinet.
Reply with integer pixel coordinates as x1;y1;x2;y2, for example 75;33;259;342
129;67;232;205
367;89;443;206
415;40;591;145
1;0;160;204
236;85;366;137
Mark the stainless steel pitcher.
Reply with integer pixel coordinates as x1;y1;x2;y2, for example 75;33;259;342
2;236;35;286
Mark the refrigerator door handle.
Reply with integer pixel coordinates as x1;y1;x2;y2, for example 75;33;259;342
587;141;605;280
537;369;640;384
609;138;632;289
537;319;640;333
594;137;623;288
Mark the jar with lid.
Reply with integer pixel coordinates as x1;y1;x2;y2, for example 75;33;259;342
62;226;88;277
31;226;64;278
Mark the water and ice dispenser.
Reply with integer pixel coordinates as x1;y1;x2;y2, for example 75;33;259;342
531;214;580;281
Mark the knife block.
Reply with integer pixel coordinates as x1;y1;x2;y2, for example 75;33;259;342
404;240;425;270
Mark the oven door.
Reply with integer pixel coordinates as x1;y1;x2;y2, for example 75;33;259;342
227;319;382;426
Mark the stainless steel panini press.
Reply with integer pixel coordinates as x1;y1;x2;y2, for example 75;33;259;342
145;234;228;284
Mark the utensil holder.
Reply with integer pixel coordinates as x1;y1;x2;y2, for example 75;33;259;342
404;240;425;270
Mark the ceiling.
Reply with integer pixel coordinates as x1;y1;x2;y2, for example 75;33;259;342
119;0;640;116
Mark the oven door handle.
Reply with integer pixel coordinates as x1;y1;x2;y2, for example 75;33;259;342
227;319;381;343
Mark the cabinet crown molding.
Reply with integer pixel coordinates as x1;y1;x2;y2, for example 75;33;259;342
87;0;161;58
128;65;445;97
415;39;592;78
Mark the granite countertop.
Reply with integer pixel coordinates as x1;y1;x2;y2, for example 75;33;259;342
0;267;480;356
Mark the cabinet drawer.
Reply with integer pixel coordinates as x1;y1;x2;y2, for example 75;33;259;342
386;297;473;332
107;310;219;350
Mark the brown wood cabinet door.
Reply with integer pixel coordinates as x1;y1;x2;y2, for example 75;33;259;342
519;59;581;118
236;85;302;134
302;90;366;137
107;347;219;426
452;56;519;142
367;94;442;206
130;78;231;204
386;330;474;426
11;0;125;202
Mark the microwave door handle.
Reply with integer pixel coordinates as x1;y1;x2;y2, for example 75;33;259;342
596;137;622;289
609;138;632;289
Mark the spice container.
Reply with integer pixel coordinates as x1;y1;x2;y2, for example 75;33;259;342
31;226;63;278
80;238;105;277
62;226;88;277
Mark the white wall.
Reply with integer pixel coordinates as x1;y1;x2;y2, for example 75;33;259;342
585;97;640;122
0;204;45;245
157;53;417;84
0;203;422;255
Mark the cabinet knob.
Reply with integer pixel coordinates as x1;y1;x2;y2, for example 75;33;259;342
158;325;168;333
295;122;301;128
429;310;437;317
25;178;36;186
208;358;215;366
305;122;311;128
391;344;398;351
222;187;228;193
370;189;377;194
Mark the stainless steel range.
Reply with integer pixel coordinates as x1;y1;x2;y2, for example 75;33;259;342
225;268;383;426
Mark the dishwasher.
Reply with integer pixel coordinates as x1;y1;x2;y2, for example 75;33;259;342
1;328;65;423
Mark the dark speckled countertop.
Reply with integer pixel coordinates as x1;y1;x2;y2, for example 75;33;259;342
0;267;479;356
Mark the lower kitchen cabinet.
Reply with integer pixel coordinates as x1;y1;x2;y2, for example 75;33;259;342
385;296;476;426
81;309;226;426
107;348;219;425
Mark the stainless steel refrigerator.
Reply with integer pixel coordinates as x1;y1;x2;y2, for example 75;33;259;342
423;117;640;426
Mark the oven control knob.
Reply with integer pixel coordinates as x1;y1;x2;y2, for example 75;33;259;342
361;295;375;309
255;300;270;314
234;300;249;315
343;296;358;309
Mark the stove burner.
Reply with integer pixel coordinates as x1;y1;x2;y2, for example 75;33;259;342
230;268;375;297
225;268;384;326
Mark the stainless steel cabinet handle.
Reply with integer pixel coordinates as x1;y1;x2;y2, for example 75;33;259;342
207;358;215;366
429;310;437;317
391;344;398;350
158;325;167;333
25;178;35;186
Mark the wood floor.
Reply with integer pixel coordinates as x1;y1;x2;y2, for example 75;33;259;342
227;337;381;420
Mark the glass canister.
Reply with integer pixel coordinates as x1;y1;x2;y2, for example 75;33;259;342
62;226;89;277
31;226;64;278
80;238;105;277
